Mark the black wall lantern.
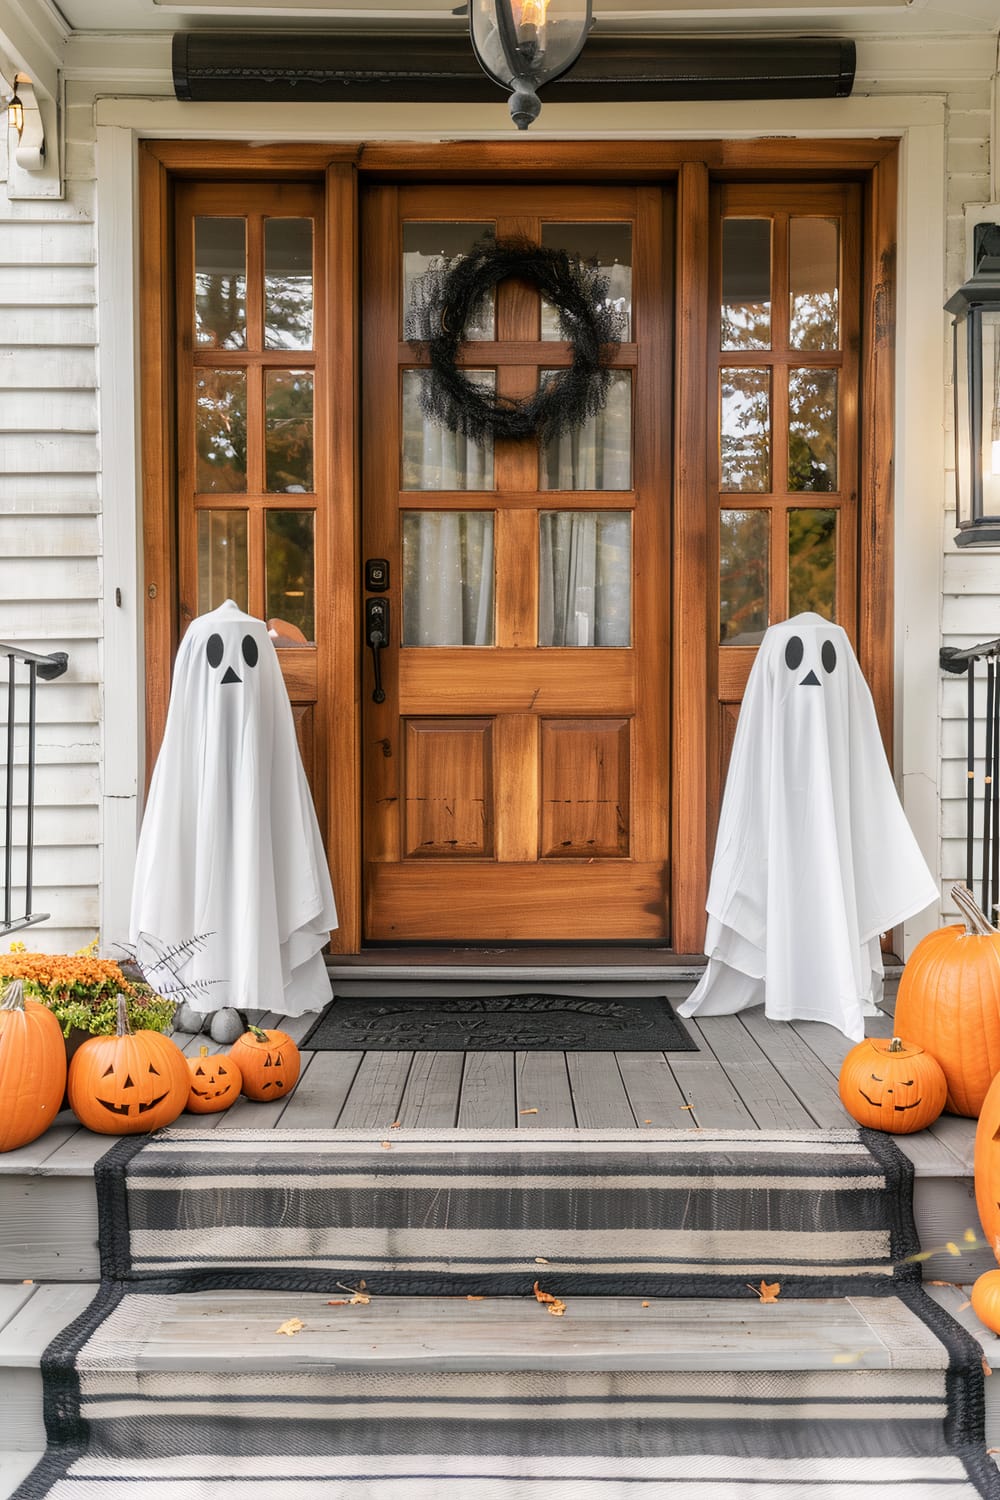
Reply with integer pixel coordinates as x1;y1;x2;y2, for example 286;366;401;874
469;0;593;129
946;223;1000;546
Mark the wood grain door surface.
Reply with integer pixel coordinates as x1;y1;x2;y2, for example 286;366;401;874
362;184;672;940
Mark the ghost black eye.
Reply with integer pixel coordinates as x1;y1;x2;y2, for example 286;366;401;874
206;634;224;669
822;640;837;674
784;636;804;671
242;635;259;668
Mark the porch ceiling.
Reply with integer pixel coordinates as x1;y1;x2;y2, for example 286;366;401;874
42;0;1000;37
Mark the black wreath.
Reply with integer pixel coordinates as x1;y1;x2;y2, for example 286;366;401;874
405;236;626;445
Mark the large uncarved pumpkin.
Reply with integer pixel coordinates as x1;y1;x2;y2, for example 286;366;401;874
837;1035;947;1134
975;1067;1000;1261
68;994;189;1135
0;978;67;1153
894;882;1000;1117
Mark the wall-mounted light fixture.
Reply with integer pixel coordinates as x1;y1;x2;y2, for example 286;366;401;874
468;0;592;128
946;224;1000;547
7;84;23;139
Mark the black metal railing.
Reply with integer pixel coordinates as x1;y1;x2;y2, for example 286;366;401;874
0;643;69;936
941;637;1000;920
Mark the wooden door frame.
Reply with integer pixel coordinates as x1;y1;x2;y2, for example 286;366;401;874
138;136;898;957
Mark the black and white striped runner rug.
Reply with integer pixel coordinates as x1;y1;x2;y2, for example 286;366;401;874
14;1127;1000;1499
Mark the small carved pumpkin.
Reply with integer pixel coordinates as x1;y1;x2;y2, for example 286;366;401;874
838;1035;947;1134
186;1046;242;1114
228;1024;300;1102
895;883;1000;1117
68;994;189;1135
971;1270;1000;1334
0;978;67;1153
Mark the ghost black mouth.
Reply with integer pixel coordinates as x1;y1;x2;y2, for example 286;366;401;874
859;1089;922;1111
98;1091;170;1117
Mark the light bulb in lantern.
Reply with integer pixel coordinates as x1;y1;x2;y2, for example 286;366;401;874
515;0;550;49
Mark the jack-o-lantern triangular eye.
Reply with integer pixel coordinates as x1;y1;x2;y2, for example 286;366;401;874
102;1064;114;1078
194;1066;205;1077
148;1063;160;1075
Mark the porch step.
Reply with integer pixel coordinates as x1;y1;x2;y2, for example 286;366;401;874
0;1287;991;1498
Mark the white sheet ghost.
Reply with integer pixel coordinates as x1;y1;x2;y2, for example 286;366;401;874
129;600;338;1017
677;613;937;1042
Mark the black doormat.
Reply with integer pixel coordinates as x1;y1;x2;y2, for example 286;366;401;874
299;993;697;1052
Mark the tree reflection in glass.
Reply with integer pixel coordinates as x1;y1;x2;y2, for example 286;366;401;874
265;511;315;642
196;369;247;492
265;371;314;493
720;509;769;644
788;369;838;492
790;218;839;350
264;219;314;351
720;369;770;492
194;218;246;350
788;508;836;620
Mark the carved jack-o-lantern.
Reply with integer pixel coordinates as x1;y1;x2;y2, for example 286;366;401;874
228;1024;300;1102
68;994;189;1135
186;1046;242;1114
837;1035;947;1135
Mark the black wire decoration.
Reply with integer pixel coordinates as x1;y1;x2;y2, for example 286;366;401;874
405;236;626;445
942;638;1000;921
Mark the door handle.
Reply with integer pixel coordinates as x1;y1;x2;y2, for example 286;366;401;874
365;597;389;704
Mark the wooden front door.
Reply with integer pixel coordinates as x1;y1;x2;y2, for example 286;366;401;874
362;184;671;941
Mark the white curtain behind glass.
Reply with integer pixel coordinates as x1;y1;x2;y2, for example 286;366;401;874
539;512;631;647
540;371;631;491
403;511;494;646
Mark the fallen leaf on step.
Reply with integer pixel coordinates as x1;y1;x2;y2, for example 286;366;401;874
326;1299;349;1306
534;1257;549;1264
350;1293;371;1306
747;1280;781;1303
520;1108;539;1115
946;1242;961;1256
984;1356;994;1378
466;1295;485;1301
928;1280;960;1287
389;1121;401;1129
380;1141;392;1149
533;1281;567;1316
958;1300;972;1311
275;1318;304;1337
965;1228;980;1243
679;1104;694;1111
641;1301;650;1308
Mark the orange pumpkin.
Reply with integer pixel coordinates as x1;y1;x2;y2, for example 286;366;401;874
971;1270;1000;1333
838;1035;947;1134
0;978;67;1153
186;1046;242;1114
228;1024;300;1101
894;882;1000;1117
974;1067;1000;1260
68;994;189;1134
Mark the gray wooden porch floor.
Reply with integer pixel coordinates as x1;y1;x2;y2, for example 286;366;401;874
155;980;975;1181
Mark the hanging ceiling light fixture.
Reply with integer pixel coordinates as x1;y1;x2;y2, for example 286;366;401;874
469;0;593;130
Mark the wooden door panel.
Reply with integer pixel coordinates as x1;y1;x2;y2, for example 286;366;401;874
362;183;670;941
403;718;494;858
540;719;630;859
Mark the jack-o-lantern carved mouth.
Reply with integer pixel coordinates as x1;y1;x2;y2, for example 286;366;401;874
191;1085;234;1099
859;1089;923;1112
97;1061;169;1116
98;1091;170;1117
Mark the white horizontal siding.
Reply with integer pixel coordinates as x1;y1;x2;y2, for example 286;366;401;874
0;115;100;953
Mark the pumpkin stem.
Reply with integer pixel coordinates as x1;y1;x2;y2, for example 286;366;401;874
114;992;133;1037
951;882;999;936
199;1045;209;1057
247;1024;269;1042
1;978;24;1013
889;1036;904;1053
